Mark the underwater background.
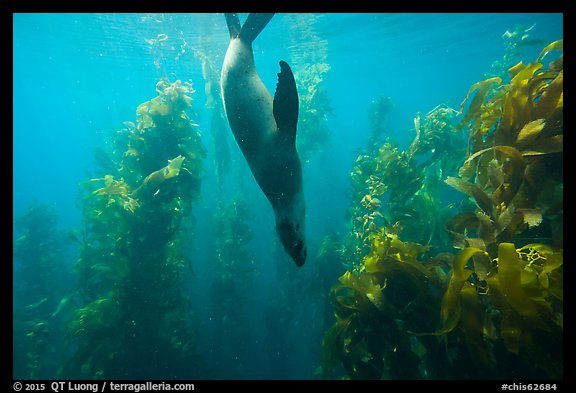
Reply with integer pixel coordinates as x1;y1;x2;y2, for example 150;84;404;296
13;13;563;380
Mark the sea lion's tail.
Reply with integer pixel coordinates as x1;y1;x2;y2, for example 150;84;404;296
224;13;275;43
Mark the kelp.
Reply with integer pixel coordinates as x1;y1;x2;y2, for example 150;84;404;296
342;103;464;271
323;39;563;380
430;243;563;378
322;229;451;379
13;203;72;379
448;40;562;252
437;39;563;378
455;77;502;132
63;79;206;379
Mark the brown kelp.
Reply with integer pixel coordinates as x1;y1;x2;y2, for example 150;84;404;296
342;103;464;272
62;79;206;379
439;38;563;377
13;203;72;379
322;40;562;379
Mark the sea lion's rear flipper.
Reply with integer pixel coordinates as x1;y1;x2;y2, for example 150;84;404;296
239;13;275;44
224;13;241;38
273;60;299;145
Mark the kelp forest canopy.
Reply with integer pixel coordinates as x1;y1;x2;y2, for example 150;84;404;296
321;39;562;380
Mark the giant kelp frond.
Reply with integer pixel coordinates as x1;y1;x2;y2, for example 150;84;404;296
446;39;562;252
324;39;563;380
322;230;446;379
457;39;562;150
64;79;206;379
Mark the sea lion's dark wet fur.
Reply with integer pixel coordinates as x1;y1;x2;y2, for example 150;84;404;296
221;13;306;266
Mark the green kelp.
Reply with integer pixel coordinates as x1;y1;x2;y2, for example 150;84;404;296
447;40;563;252
13;203;72;379
342;103;464;271
63;79;206;379
321;232;449;379
325;101;465;378
323;40;562;380
430;243;562;378
436;39;563;378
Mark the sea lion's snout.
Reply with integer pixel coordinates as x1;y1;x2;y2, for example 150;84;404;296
277;219;306;267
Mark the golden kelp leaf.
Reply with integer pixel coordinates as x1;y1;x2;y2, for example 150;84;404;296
495;243;551;324
338;271;384;311
501;62;543;132
165;155;185;179
475;211;496;244
472;250;491;281
508;61;526;79
497;305;523;354
537;39;563;63
496;203;515;233
459;282;493;365
516;119;546;145
535;71;563;118
492;145;526;162
438;247;486;334
549;56;563;73
465;237;486;250
538;270;549;289
133;155;186;197
479;146;525;207
321;318;350;373
445;176;493;216
446;212;481;249
462;145;524;174
455;77;502;131
486;158;504;190
458;158;477;180
521;135;563;156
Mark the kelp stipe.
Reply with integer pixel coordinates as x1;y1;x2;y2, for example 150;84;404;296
62;79;206;379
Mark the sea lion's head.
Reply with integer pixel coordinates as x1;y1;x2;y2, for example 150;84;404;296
275;195;306;267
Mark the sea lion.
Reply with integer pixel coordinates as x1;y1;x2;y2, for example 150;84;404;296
221;13;306;267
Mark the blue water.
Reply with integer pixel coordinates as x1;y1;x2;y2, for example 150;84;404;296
13;13;563;380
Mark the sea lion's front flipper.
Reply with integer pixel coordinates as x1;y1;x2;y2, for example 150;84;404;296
273;60;299;145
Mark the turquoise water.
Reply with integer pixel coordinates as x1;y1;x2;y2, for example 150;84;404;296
13;13;563;380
